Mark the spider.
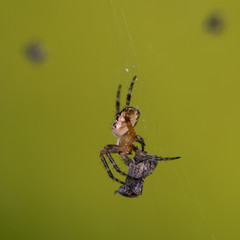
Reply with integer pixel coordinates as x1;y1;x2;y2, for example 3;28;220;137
100;76;145;184
115;151;180;198
100;76;180;185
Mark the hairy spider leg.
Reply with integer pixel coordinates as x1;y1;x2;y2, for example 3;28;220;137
121;155;132;166
100;153;124;184
126;75;137;107
135;135;145;151
125;114;136;135
116;84;122;115
152;156;181;161
116;114;139;154
124;114;143;153
106;151;128;176
100;145;129;184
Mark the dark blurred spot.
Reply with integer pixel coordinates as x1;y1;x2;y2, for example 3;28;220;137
25;42;47;63
204;13;225;35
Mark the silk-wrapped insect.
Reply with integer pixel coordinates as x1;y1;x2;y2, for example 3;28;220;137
115;151;180;198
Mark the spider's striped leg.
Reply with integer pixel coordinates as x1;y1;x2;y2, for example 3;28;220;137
100;145;128;184
100;151;124;184
106;152;128;176
102;145;128;176
121;155;132;166
156;156;180;161
135;135;146;151
116;85;121;115
149;155;181;161
124;114;136;136
126;75;137;107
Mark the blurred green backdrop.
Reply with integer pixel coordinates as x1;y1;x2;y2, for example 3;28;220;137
1;1;240;239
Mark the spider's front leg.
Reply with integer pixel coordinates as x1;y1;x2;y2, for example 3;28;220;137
152;155;181;161
121;155;132;166
100;145;128;184
123;114;145;152
135;135;146;151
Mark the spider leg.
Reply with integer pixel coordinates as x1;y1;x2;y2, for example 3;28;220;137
100;145;128;184
145;154;180;162
124;114;136;135
100;153;124;184
155;156;180;161
105;151;128;176
126;75;137;107
121;155;132;166
123;114;141;153
135;135;146;151
116;84;121;115
132;152;180;165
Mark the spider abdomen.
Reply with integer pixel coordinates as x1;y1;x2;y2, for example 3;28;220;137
112;107;140;137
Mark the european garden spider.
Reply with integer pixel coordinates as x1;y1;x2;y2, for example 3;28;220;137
100;76;180;187
100;76;144;184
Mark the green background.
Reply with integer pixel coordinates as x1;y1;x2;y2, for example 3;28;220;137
0;1;239;239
